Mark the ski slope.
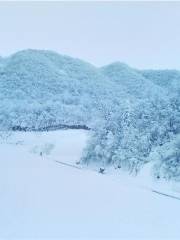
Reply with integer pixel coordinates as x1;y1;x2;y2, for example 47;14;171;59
0;130;180;239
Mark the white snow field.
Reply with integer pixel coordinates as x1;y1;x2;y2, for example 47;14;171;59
0;130;180;239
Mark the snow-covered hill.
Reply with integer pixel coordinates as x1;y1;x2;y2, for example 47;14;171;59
82;63;179;178
0;49;168;131
0;50;102;130
1;49;180;237
0;49;180;179
101;62;168;100
1;130;180;239
141;69;180;96
0;50;132;131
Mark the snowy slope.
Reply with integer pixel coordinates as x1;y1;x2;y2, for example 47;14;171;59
81;63;180;176
0;50;169;131
101;62;168;100
141;69;180;95
1;50;179;179
0;50;131;131
1;130;180;239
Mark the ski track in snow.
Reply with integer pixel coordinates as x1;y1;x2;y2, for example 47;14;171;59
0;130;180;239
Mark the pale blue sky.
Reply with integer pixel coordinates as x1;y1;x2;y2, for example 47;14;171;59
0;1;180;69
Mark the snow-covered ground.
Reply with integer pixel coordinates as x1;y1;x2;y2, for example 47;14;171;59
0;130;180;239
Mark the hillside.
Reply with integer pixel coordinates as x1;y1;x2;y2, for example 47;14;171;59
0;49;179;179
101;62;168;100
0;50;169;131
0;50;134;131
141;69;180;96
82;63;180;179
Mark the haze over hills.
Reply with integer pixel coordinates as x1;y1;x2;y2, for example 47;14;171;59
0;49;180;179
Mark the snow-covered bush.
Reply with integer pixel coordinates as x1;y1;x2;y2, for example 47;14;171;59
152;135;180;181
81;98;175;174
